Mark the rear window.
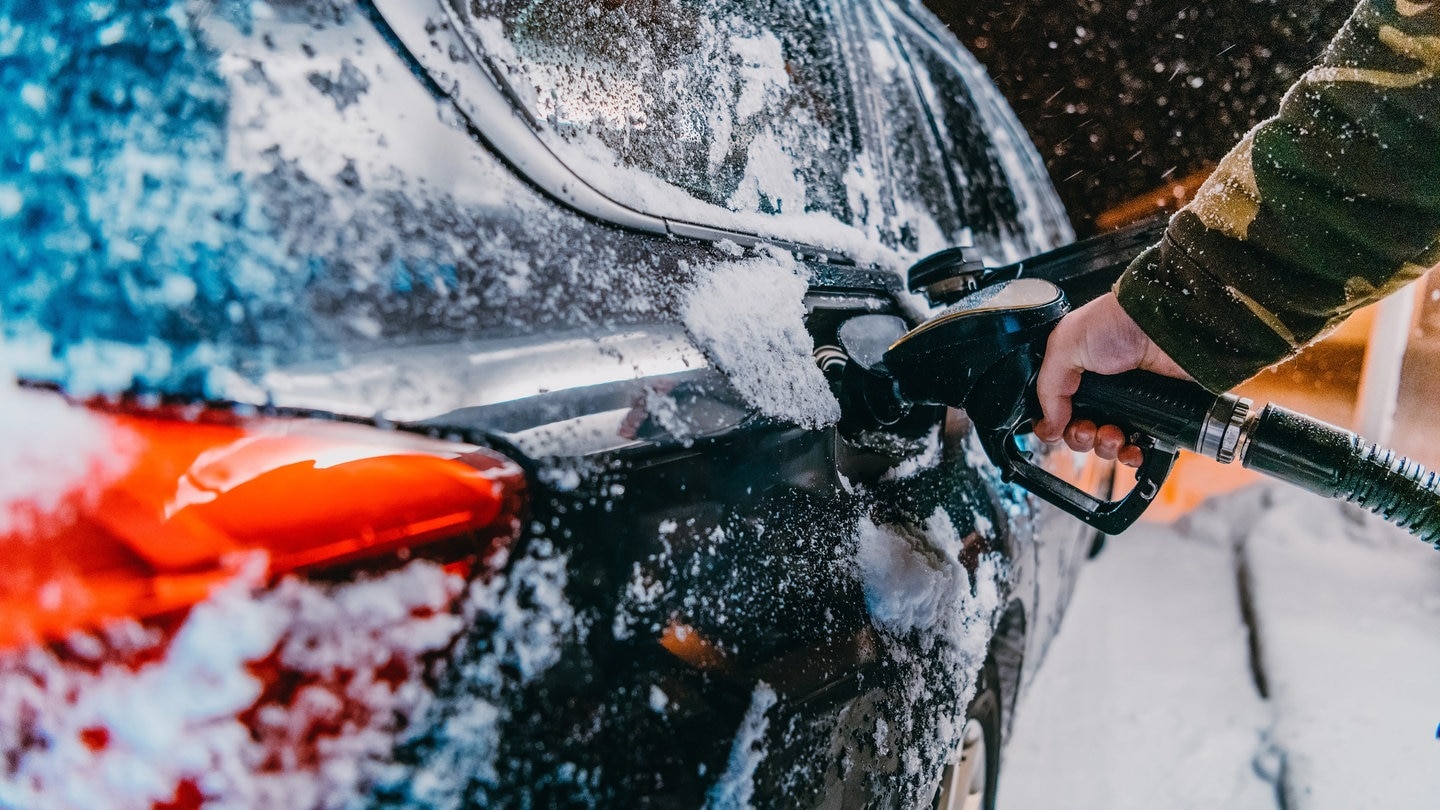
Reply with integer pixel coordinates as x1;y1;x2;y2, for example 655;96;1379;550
455;0;863;230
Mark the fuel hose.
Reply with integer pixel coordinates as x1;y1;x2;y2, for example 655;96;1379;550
1071;370;1440;550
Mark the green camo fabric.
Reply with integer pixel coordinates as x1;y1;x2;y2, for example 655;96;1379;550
1115;0;1440;393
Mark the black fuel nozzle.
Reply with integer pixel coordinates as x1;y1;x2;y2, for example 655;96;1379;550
865;275;1440;547
879;278;1179;534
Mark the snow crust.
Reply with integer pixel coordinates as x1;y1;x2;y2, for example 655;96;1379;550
682;253;840;428
0;558;470;809
853;506;1008;798
0;355;130;535
857;509;1002;654
705;682;778;810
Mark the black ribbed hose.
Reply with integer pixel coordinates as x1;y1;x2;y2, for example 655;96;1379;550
1072;371;1440;550
1243;404;1440;549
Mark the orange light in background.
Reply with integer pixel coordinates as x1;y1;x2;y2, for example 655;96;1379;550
1140;453;1262;524
1093;165;1213;232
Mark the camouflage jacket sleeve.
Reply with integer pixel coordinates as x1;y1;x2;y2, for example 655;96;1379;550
1114;0;1440;392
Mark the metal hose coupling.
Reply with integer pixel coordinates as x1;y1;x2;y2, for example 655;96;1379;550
1196;393;1250;464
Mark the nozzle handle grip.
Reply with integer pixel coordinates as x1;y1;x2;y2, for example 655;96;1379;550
1243;404;1440;549
1071;370;1216;452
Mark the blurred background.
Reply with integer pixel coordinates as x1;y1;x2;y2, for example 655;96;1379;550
928;0;1354;233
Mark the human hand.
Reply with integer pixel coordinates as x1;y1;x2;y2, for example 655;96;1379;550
1033;292;1190;467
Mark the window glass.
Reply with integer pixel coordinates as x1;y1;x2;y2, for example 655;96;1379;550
892;12;1072;260
849;1;966;253
455;0;861;225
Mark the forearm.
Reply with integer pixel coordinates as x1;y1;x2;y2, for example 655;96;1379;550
1115;0;1440;393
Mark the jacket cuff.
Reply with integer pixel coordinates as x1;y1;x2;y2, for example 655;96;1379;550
1114;236;1293;393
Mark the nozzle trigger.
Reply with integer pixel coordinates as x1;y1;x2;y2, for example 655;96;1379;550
981;420;1176;534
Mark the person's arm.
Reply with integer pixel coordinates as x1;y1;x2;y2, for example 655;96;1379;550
1037;0;1440;457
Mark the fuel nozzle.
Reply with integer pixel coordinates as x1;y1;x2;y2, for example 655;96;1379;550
873;278;1181;534
861;276;1440;547
884;278;1068;410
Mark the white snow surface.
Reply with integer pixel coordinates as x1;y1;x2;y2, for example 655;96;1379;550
0;559;469;810
857;508;1000;646
1199;486;1440;810
1001;484;1440;810
0;352;132;535
706;681;778;810
999;515;1276;810
682;252;840;428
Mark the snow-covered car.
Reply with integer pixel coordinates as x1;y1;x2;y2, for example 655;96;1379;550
0;0;1105;807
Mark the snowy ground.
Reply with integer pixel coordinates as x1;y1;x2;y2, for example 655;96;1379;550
998;484;1440;810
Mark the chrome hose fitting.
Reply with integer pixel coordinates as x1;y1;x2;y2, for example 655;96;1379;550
1197;393;1252;464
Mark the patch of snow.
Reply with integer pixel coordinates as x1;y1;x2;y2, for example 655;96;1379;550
402;698;503;805
705;681;778;810
538;465;582;492
400;539;578;808
852;504;1009;802
730;30;789;119
1216;486;1440;810
714;239;745;258
1000;519;1276;810
486;539;576;683
0;558;470;810
0;351;132;536
856;509;1000;652
682;253;840;428
726;130;807;219
1003;483;1440;810
881;425;944;481
613;559;665;642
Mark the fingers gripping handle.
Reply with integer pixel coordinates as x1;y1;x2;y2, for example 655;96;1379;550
968;364;1180;535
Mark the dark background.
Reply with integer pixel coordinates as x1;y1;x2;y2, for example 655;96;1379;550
926;0;1357;234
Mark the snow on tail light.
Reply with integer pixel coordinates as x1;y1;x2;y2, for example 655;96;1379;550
0;391;530;808
0;397;526;649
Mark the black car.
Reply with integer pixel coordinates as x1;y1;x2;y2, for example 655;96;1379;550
0;1;1106;807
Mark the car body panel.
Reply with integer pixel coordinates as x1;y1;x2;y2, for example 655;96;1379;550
0;0;1099;806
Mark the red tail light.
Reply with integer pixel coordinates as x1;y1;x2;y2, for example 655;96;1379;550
0;393;526;649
